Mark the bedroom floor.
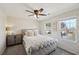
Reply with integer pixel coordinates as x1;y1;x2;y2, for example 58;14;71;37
3;44;74;55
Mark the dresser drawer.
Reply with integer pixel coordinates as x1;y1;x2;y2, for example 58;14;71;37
6;35;15;46
6;34;23;46
15;34;22;44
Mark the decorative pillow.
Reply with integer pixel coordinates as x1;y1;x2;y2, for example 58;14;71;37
25;30;34;36
34;30;39;36
21;29;39;36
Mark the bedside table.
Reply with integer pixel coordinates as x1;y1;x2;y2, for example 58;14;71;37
6;34;23;47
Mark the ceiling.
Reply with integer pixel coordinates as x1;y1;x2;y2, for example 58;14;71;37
0;3;79;20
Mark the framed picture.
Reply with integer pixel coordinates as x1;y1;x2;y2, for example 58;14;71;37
44;23;51;34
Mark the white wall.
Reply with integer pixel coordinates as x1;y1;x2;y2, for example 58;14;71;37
39;8;79;54
0;9;6;54
39;19;57;35
6;16;39;34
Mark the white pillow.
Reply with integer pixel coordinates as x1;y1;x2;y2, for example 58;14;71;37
34;30;39;36
25;30;34;36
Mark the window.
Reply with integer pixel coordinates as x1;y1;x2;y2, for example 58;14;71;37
62;19;76;29
60;17;77;41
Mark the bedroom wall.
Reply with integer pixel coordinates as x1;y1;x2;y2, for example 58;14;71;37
0;9;6;54
39;8;79;54
39;19;57;35
6;16;39;34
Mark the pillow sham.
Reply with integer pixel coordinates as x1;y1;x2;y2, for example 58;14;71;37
34;30;39;36
25;30;34;36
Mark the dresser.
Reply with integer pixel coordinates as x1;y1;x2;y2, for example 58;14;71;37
6;34;23;47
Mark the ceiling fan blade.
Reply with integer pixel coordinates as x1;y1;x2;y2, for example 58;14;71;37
39;14;47;16
28;14;34;16
39;8;44;12
25;10;33;13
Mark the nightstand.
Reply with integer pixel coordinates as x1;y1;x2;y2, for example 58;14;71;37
6;34;23;47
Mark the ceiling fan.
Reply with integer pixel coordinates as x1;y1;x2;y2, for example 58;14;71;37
25;8;49;18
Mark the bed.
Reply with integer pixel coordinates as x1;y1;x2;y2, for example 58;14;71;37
22;29;58;55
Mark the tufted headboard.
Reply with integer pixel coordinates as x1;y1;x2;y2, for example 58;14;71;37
21;29;39;36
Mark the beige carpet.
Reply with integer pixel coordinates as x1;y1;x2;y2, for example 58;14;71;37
3;44;74;55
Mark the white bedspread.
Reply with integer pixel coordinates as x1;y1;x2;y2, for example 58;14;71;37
23;35;58;55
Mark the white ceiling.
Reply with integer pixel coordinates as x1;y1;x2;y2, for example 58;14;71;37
0;3;79;20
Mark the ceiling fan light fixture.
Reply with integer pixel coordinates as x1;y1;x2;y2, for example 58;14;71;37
34;15;39;18
34;15;36;18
